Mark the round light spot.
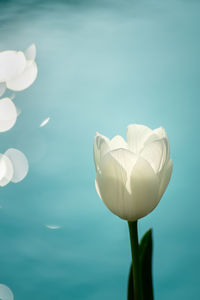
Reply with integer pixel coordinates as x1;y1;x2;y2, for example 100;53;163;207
0;284;14;300
6;61;37;91
5;148;29;183
0;98;17;132
0;50;26;82
0;154;13;187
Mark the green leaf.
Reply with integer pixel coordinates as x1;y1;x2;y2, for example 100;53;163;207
127;229;153;300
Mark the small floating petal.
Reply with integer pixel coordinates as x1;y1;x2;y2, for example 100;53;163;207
0;284;14;300
5;148;29;183
0;83;6;97
0;98;17;132
40;117;50;127
6;61;37;91
46;225;61;230
25;44;36;61
0;154;13;187
0;50;26;82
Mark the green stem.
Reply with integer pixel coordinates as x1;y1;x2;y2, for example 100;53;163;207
128;221;143;300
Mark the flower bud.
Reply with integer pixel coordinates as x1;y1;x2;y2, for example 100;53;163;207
93;124;173;221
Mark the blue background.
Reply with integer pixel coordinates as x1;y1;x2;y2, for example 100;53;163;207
0;0;199;299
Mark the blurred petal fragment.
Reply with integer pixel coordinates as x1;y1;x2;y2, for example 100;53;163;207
40;117;50;127
0;154;14;186
5;148;29;183
0;98;17;132
0;284;14;300
6;61;37;91
25;44;36;61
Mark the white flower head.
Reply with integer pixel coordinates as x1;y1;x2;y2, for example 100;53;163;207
94;124;173;221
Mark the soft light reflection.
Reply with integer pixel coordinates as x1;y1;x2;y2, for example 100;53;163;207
0;50;26;83
7;60;37;91
0;284;14;300
5;148;29;183
0;45;37;91
40;117;50;127
0;98;17;132
0;154;13;187
0;83;6;97
25;44;36;61
45;225;61;230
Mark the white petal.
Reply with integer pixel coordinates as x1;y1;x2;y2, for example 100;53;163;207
110;135;128;151
153;127;170;159
126;124;153;154
96;150;132;220
157;158;173;202
40;117;50;127
46;225;61;230
93;133;110;171
0;82;6;97
6;61;37;91
128;156;159;220
0;154;14;187
25;43;36;61
0;50;26;82
108;148;138;180
153;127;165;138
0;284;14;300
5;148;29;183
0;98;17;132
140;138;168;173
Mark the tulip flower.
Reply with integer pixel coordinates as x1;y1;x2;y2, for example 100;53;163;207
94;124;173;221
93;124;173;300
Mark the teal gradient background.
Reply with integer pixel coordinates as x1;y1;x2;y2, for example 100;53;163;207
0;0;199;299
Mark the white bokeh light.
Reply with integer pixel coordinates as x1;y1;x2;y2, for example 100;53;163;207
5;148;29;183
40;117;50;127
0;82;6;97
0;45;38;92
25;43;36;61
0;50;26;83
0;98;17;132
0;284;14;300
0;154;14;187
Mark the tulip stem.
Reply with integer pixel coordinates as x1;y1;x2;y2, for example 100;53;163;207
128;221;143;300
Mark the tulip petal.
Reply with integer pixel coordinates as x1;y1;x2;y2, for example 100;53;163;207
126;124;153;154
110;135;128;151
0;154;14;187
153;127;170;159
93;133;110;171
25;44;36;61
157;158;173;202
140;138;168;173
96;150;133;220
0;98;17;132
107;149;138;179
5;148;29;183
0;50;26;82
6;61;37;91
129;157;159;220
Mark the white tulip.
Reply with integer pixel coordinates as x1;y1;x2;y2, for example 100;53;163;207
93;124;173;221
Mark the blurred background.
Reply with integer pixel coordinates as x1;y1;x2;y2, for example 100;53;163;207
0;0;199;299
